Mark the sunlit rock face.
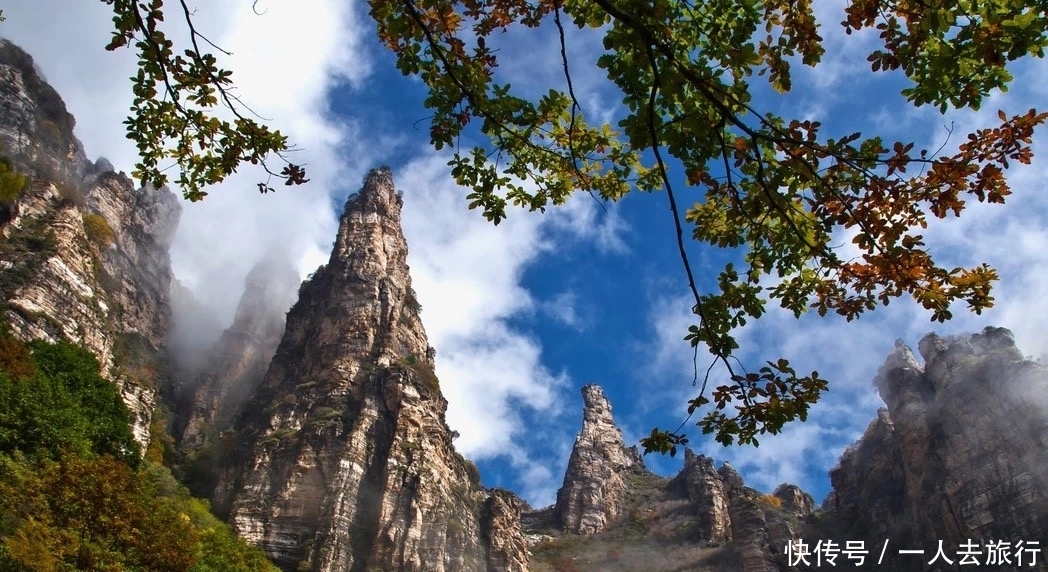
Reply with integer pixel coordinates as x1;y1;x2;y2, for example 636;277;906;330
214;168;528;572
554;384;643;534
536;385;812;572
0;40;180;448
826;327;1048;566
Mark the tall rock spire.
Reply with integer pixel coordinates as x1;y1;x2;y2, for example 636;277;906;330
554;384;644;534
214;168;526;572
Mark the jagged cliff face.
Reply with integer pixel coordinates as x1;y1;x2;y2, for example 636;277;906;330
531;385;812;572
824;327;1048;568
178;251;300;449
0;40;180;447
0;40;89;186
214;169;527;572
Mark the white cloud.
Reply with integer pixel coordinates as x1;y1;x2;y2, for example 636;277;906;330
548;194;630;254
2;0;369;325
538;290;587;330
399;155;632;505
805;1;882;88
398;156;569;454
396;153;634;504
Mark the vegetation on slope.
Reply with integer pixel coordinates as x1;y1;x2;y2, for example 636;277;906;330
0;326;278;572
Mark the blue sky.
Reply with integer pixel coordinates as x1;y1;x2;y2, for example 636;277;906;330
4;1;1048;509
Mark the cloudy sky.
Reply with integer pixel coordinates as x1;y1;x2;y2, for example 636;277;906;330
3;1;1047;507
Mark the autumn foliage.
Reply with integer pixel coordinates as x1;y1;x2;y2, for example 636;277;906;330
0;328;277;571
366;0;1047;449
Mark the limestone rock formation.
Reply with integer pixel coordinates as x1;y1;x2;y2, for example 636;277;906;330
0;40;180;447
0;39;89;187
824;327;1048;570
554;384;643;534
676;449;733;544
716;463;804;572
214;168;527;572
532;384;812;572
670;454;810;570
179;251;300;448
481;490;530;572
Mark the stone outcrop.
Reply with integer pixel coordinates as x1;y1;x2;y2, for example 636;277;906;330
554;384;644;534
672;453;810;570
677;449;733;544
481;490;530;572
0;39;89;187
0;40;180;447
532;385;813;572
178;251;300;448
716;463;806;572
214;168;527;572
825;327;1048;569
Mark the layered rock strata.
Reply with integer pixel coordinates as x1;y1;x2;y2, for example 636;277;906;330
215;168;527;572
0;40;180;447
554;384;646;534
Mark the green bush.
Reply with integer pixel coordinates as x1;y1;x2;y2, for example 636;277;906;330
0;156;26;204
0;454;197;572
0;329;279;571
0;330;140;466
82;212;116;249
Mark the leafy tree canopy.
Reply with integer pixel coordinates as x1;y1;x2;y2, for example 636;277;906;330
0;329;278;571
96;0;1046;450
100;0;309;200
0;329;140;466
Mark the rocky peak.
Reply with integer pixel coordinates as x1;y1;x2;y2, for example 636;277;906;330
0;39;89;185
554;384;643;534
825;327;1048;569
313;166;429;365
771;484;814;517
677;449;733;544
532;387;814;572
215;169;525;572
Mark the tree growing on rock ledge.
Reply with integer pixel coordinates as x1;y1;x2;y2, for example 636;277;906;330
95;0;1047;450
